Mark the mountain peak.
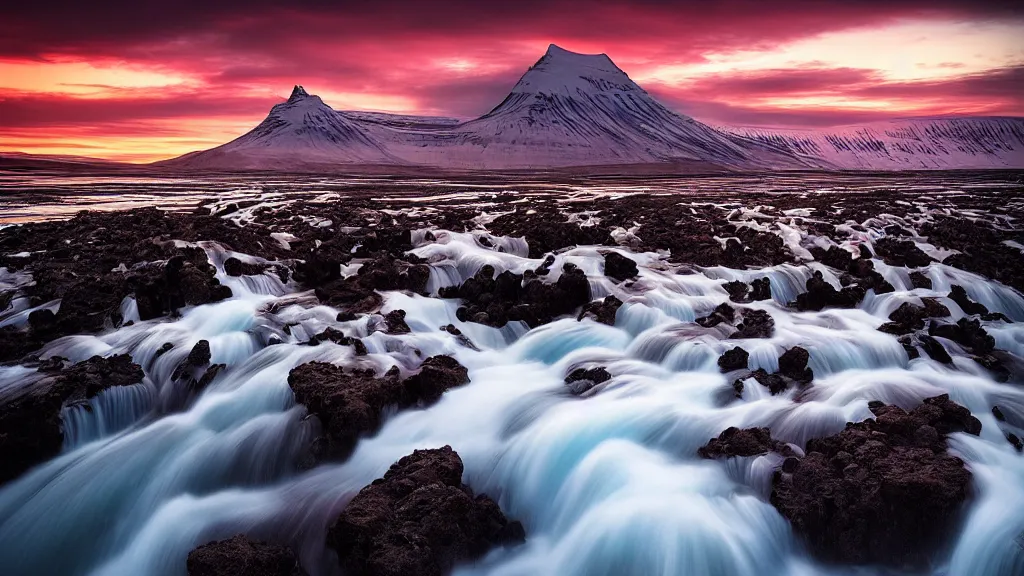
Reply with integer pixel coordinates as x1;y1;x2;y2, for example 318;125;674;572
289;85;309;101
509;44;631;97
541;44;617;71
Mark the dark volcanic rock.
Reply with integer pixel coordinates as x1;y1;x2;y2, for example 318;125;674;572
948;285;989;316
577;295;623;326
402;355;470;404
171;340;212;380
929;317;995;355
696;303;736;328
723;278;771;303
129;247;231;321
794;271;866;311
603;252;638;282
874;238;933;268
919;335;953;364
306;327;368;355
771;395;979;567
909;271;933;290
777;347;813;383
442;263;590;328
718;347;749;372
878;302;929;335
565;366;612;395
327;446;524;576
731;308;775;339
223;257;267;277
288;356;469;461
383;309;411;334
489;207;611;258
0;354;144;484
698;427;792;459
313;253;430;315
187;535;305;576
811;246;853;271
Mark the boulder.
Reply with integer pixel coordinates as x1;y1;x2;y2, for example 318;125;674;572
327;446;525;576
731;308;775;339
603;252;638;282
187;535;305;576
771;395;980;567
718;347;749;372
288;356;469;461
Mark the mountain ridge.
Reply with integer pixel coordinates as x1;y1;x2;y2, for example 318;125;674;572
156;44;1024;172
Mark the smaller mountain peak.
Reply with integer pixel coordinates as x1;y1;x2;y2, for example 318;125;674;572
289;85;309;101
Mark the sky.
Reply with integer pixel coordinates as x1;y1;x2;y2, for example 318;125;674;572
1;0;1022;162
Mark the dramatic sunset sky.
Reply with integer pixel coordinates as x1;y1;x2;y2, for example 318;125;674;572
1;1;1022;162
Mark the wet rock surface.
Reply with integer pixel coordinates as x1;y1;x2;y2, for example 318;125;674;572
1;176;1023;574
717;347;749;372
770;395;980;567
288;356;469;461
724;277;771;303
440;263;590;328
187;535;305;576
577;295;622;326
327;446;524;576
0;354;144;484
603;252;638;282
698;427;793;459
565;366;612;396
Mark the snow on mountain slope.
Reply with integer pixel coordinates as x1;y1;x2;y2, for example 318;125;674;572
377;45;812;169
718;117;1024;169
157;47;1023;172
159;86;399;170
343;111;461;129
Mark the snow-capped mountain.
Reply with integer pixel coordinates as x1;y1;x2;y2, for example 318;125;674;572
373;44;811;169
719;117;1024;170
159;46;1024;172
160;86;399;170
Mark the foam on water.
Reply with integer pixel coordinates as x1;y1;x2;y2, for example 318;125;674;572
0;223;1022;576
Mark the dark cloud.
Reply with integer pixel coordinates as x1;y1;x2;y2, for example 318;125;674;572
2;0;1021;59
0;0;1021;158
0;90;274;127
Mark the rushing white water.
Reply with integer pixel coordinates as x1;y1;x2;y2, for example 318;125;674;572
1;218;1023;576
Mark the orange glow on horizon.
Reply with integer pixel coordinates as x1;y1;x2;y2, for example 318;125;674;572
1;16;1021;162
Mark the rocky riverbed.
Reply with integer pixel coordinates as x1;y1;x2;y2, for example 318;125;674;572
0;172;1023;575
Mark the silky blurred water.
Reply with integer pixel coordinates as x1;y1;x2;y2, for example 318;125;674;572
0;195;1023;576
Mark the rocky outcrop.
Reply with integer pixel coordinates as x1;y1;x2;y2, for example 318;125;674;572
698;427;794;459
0;354;144;484
489;207;611;258
731;308;775;339
311;253;430;315
696;304;774;339
440;263;590;328
603;252;638;282
777;347;813;383
305;327;368;355
770;395;980;567
577;295;622;325
288;356;469;461
873;238;933;268
129;247;232;321
327;446;524;576
223;257;269;277
717;347;749;372
187;535;305;576
724;278;771;303
794;271;866;311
